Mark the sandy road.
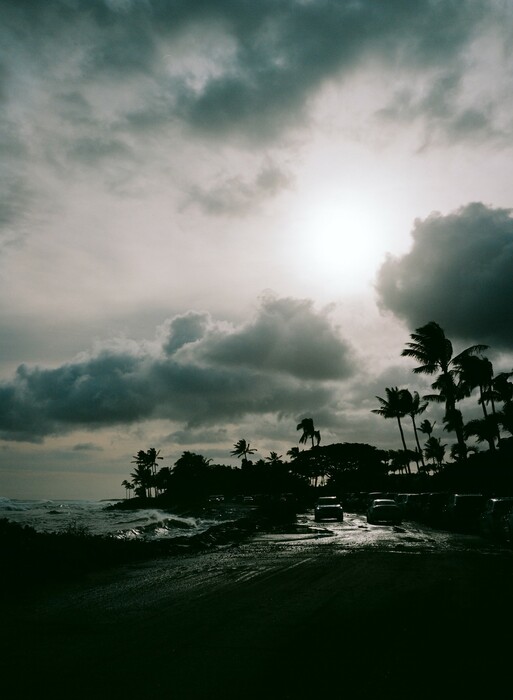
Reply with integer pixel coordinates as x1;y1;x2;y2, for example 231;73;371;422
2;512;513;699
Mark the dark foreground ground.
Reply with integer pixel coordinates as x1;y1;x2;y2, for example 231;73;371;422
1;517;512;699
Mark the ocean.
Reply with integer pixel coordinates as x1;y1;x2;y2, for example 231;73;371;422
0;496;239;542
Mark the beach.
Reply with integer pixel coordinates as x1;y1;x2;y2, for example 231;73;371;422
1;514;512;699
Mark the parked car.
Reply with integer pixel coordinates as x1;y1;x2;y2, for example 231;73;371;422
314;496;344;522
366;492;387;507
504;508;513;544
418;492;451;525
367;498;402;525
443;493;486;531
395;493;423;518
479;497;513;539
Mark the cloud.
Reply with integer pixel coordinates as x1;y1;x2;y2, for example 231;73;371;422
1;0;508;152
161;311;211;355
1;0;510;251
182;295;356;380
375;202;513;348
185;162;292;216
376;69;509;147
164;427;229;447
0;296;355;442
72;442;103;452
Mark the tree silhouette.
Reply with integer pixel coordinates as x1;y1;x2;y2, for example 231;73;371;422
386;448;415;475
266;451;283;466
489;372;513;440
464;416;499;448
419;419;435;439
401;389;428;471
146;447;163;496
371;387;411;473
453;354;497;451
131;448;163;497
230;439;256;466
296;418;321;449
286;446;300;461
423;436;446;471
401;321;487;460
121;479;133;499
130;460;152;499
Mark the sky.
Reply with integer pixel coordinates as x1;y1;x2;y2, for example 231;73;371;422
2;0;513;499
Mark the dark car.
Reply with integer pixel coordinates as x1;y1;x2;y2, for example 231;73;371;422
396;493;423;519
443;493;486;532
418;492;452;525
367;498;402;525
314;496;343;522
479;497;513;539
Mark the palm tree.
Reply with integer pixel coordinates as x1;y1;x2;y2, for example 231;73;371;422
454;354;497;451
386;449;415;475
401;389;428;471
424;436;446;471
464;416;499;448
401;321;487;460
286;446;300;461
441;406;466;456
266;451;283;466
130;462;152;499
485;371;513;445
371;387;411;473
230;439;256;466
145;447;163;496
499;400;513;436
121;479;133;499
154;466;172;495
131;448;163;498
296;418;321;449
492;372;513;403
419;419;435;440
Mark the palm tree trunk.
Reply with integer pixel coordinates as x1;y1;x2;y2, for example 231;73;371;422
411;416;426;470
446;395;467;460
489;393;501;447
396;416;411;474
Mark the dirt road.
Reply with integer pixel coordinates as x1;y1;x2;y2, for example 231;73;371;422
2;513;512;699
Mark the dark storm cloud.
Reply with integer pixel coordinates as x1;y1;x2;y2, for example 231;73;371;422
0;0;504;147
0;297;353;442
162;311;210;355
0;0;507;242
188;296;355;380
375;203;513;348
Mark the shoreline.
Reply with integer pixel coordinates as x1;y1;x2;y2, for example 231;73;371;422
0;512;263;595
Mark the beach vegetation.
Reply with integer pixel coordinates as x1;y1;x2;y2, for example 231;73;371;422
372;388;412;472
401;321;488;461
296;417;321;449
230;439;257;467
113;320;513;506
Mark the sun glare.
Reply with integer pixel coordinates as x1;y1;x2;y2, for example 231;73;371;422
291;194;384;294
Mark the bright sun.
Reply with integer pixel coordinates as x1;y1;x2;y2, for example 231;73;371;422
290;193;385;294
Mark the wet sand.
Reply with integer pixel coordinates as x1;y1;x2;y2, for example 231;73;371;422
2;525;512;699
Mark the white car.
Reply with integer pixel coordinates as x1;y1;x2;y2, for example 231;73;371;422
314;496;343;522
367;498;402;525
